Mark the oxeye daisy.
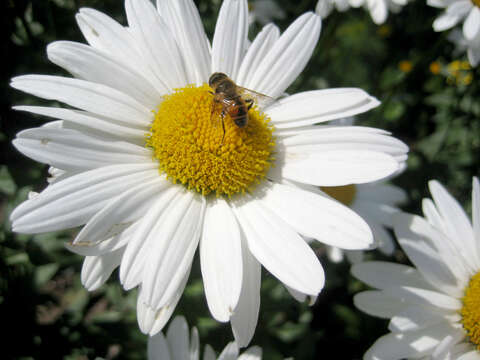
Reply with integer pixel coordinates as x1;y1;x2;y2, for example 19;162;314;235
10;0;408;346
148;316;261;360
353;177;480;359
429;0;480;66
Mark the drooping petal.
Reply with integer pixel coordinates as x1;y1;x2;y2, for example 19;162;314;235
201;199;243;322
147;332;172;360
167;316;190;360
120;186;182;290
81;247;124;291
73;177;169;245
234;198;324;295
230;234;261;348
10;163;158;233
143;193;205;310
257;181;374;249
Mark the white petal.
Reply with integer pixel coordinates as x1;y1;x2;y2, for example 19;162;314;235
218;342;240;360
13;127;151;172
458;350;480;360
433;13;462;31
355;183;407;205
265;89;379;128
125;0;187;90
148;332;172;360
13;106;146;144
47;41;161;109
190;327;200;360
66;221;139;257
398;237;464;298
389;306;461;333
394;212;470;295
284;285;317;305
467;45;480;67
81;247;124;291
429;180;479;269
211;0;249;80
203;345;217;360
120;186;182;290
167;316;190;360
201;199;243;322
234;199;324;295
364;324;464;360
230;237;261;348
271;148;399;187
247;12;321;98
473;177;480;258
143;193;205;310
351;261;434;290
257;181;374;249
73;177;169;245
422;198;446;231
237;24;280;87
137;268;190;336
384;286;462;310
238;346;262;360
157;0;211;84
10;164;157;233
76;8;168;95
463;7;480;41
11;75;151;127
354;290;407;318
367;0;388;24
278;126;408;164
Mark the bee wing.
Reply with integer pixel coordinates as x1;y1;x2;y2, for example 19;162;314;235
210;100;224;128
237;86;276;111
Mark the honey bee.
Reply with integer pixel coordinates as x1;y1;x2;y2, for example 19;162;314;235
208;72;274;142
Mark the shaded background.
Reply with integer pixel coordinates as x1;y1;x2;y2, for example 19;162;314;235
1;0;479;359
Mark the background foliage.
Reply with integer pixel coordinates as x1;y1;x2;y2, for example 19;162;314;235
1;0;479;359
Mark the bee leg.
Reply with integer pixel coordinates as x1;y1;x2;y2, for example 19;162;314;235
221;110;226;145
246;98;254;111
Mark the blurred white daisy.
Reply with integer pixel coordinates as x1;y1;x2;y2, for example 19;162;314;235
448;28;480;67
248;0;286;25
316;0;408;24
322;179;407;264
148;316;261;360
429;0;480;66
10;0;408;346
352;177;480;359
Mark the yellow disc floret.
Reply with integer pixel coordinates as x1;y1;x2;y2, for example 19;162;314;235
473;0;480;8
146;84;275;197
461;271;480;349
320;185;357;206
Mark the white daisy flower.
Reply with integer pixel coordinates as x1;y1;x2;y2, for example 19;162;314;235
429;0;480;66
248;0;286;25
148;316;261;360
10;0;408;346
323;179;407;264
352;177;480;359
316;0;408;24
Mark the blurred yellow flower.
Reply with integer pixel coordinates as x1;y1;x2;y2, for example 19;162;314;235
398;60;413;73
429;61;441;75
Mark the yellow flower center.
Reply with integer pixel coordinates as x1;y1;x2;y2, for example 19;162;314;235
473;0;480;8
320;184;357;206
461;272;480;349
146;84;275;197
